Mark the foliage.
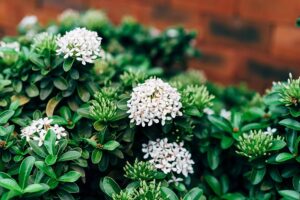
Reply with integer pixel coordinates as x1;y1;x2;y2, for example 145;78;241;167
0;9;299;200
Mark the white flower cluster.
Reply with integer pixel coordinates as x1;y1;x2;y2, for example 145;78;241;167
56;28;102;65
127;78;182;127
142;138;194;177
21;117;67;146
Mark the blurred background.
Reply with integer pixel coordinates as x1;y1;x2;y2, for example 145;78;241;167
0;0;300;91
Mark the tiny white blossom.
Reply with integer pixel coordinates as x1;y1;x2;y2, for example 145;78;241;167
220;109;231;120
21;117;67;146
168;176;183;184
56;27;102;65
142;138;194;177
203;107;214;115
166;29;178;38
18;15;38;29
265;127;277;135
127;78;182;127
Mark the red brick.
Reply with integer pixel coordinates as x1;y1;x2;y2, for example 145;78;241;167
89;0;152;24
271;26;300;62
203;17;272;52
236;50;300;92
189;45;241;85
171;0;237;17
0;0;37;29
239;0;300;25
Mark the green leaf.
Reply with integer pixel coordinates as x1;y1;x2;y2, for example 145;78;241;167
60;183;79;193
24;184;49;194
269;140;286;151
161;187;179;200
279;118;300;131
25;84;39;97
50;116;68;125
19;156;35;189
204;175;222;196
45;154;57;165
63;58;74;72
100;177;121;198
60;106;72;121
0;110;14;124
241;123;267;132
58;151;81;162
207;148;220;170
250;166;266;185
77;85;90;102
29;140;47;158
103;141;120;151
58;171;81;183
0;178;22;193
35;161;57;179
54;77;68;90
208;116;232;133
29;53;45;68
57;190;76;200
275;153;295;162
183;187;205;200
91;149;103;164
221;136;234;149
278;190;300;200
44;130;56;155
222;193;246;200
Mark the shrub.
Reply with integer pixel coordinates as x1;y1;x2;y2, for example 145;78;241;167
0;9;299;200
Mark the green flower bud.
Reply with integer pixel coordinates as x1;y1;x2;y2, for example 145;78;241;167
120;69;147;87
236;130;283;160
170;70;206;89
279;73;300;107
90;92;117;122
181;85;214;110
31;32;57;55
124;160;158;181
133;181;163;200
112;191;134;200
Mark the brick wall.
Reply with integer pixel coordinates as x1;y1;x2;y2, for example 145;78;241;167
0;0;300;91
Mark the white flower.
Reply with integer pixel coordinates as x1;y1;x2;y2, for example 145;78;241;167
127;78;182;127
168;176;183;184
18;15;38;29
0;41;20;52
220;109;231;120
20;117;67;146
58;9;80;23
265;127;277;135
142;138;194;177
166;29;178;38
0;41;20;59
203;107;214;115
56;28;102;65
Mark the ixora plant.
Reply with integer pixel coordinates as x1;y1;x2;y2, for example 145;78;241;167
0;9;299;200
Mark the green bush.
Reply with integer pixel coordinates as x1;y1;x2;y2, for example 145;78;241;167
0;9;299;200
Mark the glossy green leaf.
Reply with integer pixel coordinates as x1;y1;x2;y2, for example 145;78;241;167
58;171;81;182
19;156;35;189
100;176;121;197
